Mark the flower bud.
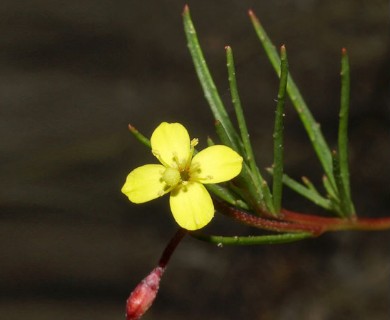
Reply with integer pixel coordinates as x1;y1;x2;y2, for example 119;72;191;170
126;266;165;320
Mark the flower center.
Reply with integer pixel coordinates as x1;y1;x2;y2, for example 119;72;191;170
180;170;190;181
161;138;199;188
162;167;181;187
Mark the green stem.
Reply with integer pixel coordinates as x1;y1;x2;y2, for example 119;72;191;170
225;46;256;172
128;124;151;148
249;10;335;189
206;183;250;210
281;209;390;232
338;48;355;216
225;45;275;215
158;228;187;268
183;6;242;153
272;45;288;213
190;231;313;246
215;120;268;213
332;150;348;217
279;172;332;210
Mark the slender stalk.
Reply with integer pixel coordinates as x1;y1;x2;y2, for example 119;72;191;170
217;201;390;234
215;201;323;235
278;172;332;210
128;124;151;148
322;174;338;201
332;150;348;217
225;46;256;172
272;45;288;213
338;48;355;216
281;209;390;232
215;120;268;213
225;45;275;215
190;231;313;246
158;228;187;268
206;183;250;210
206;136;215;146
281;208;349;227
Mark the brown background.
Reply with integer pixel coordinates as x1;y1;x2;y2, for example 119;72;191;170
1;0;390;319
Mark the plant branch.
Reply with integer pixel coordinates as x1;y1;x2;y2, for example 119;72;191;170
158;228;187;268
190;231;313;245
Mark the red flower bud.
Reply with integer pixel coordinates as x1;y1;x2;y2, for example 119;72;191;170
126;266;165;320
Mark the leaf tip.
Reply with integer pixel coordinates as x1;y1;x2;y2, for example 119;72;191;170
128;124;136;132
248;9;259;23
182;4;190;15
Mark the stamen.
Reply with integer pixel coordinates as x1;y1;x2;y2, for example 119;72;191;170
191;138;199;147
172;153;181;169
158;184;176;197
188;161;201;182
184;138;198;170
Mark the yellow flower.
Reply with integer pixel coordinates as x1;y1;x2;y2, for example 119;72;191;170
121;122;243;230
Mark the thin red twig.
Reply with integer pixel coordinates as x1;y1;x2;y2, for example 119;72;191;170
216;200;390;235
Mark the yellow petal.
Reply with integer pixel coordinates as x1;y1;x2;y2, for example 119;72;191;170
169;182;214;230
121;164;168;203
151;122;191;169
190;145;243;184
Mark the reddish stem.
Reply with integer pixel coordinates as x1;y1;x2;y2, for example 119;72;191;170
216;201;390;235
158;228;187;268
215;201;324;236
281;209;390;232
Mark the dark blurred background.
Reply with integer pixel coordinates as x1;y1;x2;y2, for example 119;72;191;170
1;1;390;319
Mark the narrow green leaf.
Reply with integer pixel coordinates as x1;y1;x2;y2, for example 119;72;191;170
215;121;276;215
272;45;288;213
322;175;338;201
301;176;330;200
183;6;242;153
332;150;349;217
206;136;215;146
249;10;335;189
215;120;268;213
128;124;151;148
206;184;249;210
214;120;238;153
301;176;318;191
338;48;355;216
190;231;313;245
225;45;275;215
259;178;275;215
280;172;332;210
225;46;255;165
